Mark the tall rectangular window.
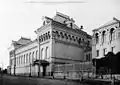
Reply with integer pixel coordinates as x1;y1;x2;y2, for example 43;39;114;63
96;50;99;57
26;54;28;63
36;50;38;60
86;54;91;61
103;48;107;56
24;55;25;64
111;46;115;53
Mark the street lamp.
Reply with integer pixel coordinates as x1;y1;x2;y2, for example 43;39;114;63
29;63;31;77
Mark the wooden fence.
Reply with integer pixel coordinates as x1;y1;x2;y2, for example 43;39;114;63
53;61;95;79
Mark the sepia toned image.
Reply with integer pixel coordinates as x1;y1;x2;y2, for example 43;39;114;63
0;0;120;85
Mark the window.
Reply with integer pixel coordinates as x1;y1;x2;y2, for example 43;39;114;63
36;50;38;60
21;56;22;64
29;52;31;63
111;46;115;53
41;48;44;59
24;55;25;64
64;33;68;39
10;59;12;65
86;55;88;61
68;35;71;40
19;56;21;64
102;31;106;43
21;55;23;64
60;32;64;38
95;33;99;44
16;58;18;65
89;54;91;61
110;28;115;41
26;54;28;63
78;38;81;44
87;41;90;46
48;31;50;39
86;55;89;61
45;47;49;59
96;50;99;57
103;48;107;56
32;52;34;61
86;54;91;61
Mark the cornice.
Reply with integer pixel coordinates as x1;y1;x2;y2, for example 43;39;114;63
15;39;37;50
93;21;119;32
36;24;51;34
51;57;84;62
15;46;37;56
39;40;50;45
51;20;90;37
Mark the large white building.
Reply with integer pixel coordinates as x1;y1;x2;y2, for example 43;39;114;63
92;17;120;59
9;12;92;76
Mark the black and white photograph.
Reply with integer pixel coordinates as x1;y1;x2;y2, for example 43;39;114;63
0;0;120;85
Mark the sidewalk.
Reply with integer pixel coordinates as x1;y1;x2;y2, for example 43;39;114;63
1;75;87;85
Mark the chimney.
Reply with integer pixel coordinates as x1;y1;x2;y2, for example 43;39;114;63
80;25;83;29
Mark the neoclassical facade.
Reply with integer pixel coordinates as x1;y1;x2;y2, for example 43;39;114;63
92;17;120;59
9;12;92;76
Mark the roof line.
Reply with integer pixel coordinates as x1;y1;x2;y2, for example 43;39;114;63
93;17;120;32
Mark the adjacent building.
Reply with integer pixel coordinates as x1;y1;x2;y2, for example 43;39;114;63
9;12;92;76
92;17;120;59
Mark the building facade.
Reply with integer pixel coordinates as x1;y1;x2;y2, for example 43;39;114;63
92;17;120;59
9;12;92;76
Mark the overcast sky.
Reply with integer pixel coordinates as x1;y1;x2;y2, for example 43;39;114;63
0;0;120;68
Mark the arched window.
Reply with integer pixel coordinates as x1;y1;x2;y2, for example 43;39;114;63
87;41;90;46
36;50;38;59
110;28;115;41
68;35;72;40
43;34;46;41
18;56;20;64
26;54;28;63
16;57;17;65
102;31;106;43
72;36;75;41
82;39;84;43
21;55;23;64
48;31;50;39
41;48;44;59
95;33;99;44
19;56;21;64
78;38;81;44
60;32;64;38
56;31;60;37
45;47;49;59
20;56;22;64
24;54;25;64
64;33;68;39
76;37;78;41
32;52;34;62
46;33;48;40
18;57;19;65
29;52;31;63
41;35;43;42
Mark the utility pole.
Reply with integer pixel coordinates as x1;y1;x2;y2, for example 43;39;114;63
38;36;40;77
29;63;31;77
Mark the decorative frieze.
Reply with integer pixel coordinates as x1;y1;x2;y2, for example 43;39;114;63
39;31;51;43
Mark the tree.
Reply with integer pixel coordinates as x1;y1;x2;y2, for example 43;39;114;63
115;52;120;73
3;69;7;74
94;51;120;76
